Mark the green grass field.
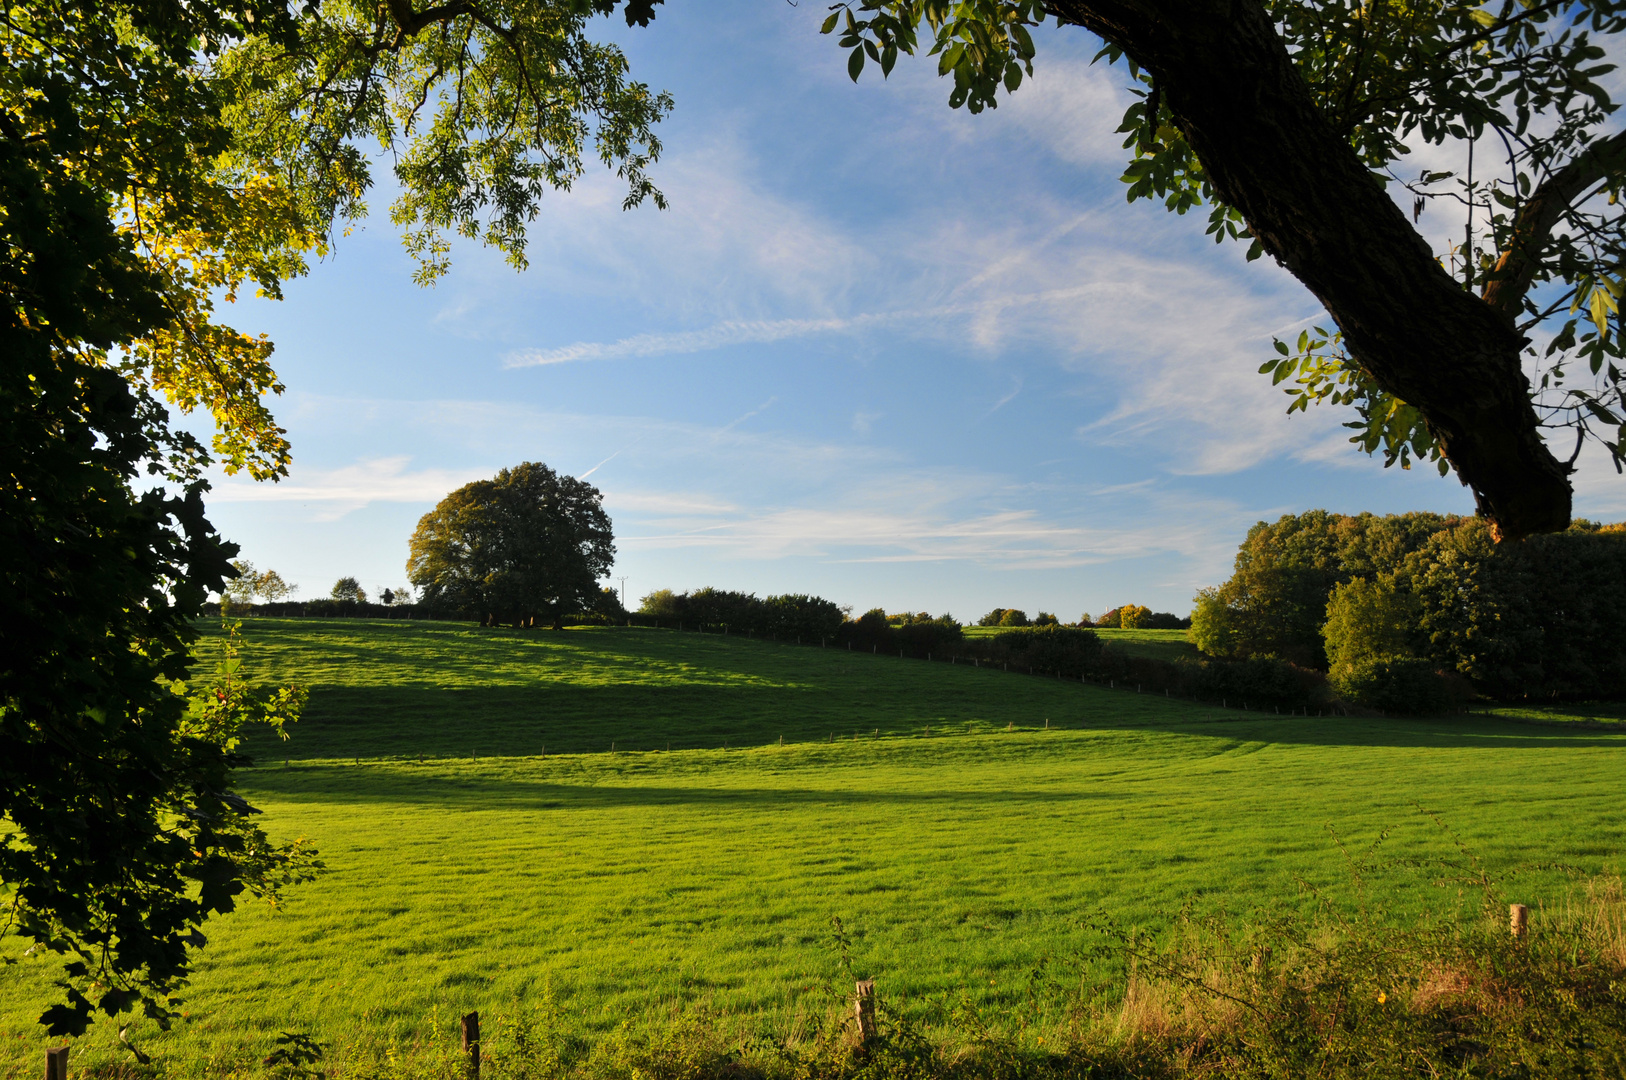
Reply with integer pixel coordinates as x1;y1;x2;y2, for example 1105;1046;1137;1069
2;619;1623;1078
961;626;1198;663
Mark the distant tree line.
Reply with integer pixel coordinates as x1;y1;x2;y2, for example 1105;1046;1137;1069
1191;511;1626;710
975;606;1190;630
634;593;1325;711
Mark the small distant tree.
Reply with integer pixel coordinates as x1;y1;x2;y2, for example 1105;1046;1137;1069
1118;604;1152;629
330;577;366;604
408;462;614;627
1034;611;1059;626
221;560;261;612
1095;608;1122;628
998;608;1030;627
221;561;296;612
639;589;685;619
256;570;296;602
591;586;627;620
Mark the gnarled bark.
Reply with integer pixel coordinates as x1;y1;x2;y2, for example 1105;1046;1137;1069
1050;0;1572;539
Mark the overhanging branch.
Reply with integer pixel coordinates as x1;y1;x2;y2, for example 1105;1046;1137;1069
1482;129;1626;321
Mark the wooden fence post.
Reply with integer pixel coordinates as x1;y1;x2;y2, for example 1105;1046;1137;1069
44;1046;68;1080
461;1011;480;1078
854;979;876;1044
1510;903;1529;939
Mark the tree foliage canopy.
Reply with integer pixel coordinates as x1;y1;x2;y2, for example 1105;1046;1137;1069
826;0;1626;537
408;462;615;624
1191;510;1626;699
3;0;663;1041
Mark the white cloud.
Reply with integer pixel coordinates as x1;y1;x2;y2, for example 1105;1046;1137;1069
506;318;852;367
1001;57;1137;167
207;456;484;521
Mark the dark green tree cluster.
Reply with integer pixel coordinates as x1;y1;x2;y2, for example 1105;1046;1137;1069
638;588;847;640
1192;511;1626;703
844;609;963;652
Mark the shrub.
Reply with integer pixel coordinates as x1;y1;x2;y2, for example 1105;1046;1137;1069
1188;588;1244;656
997;608;1030;627
1141;610;1190;630
988;626;1104;674
893;614;963;653
330;576;367;603
1117;603;1151;629
1322;576;1419;668
765;594;846;640
1033;611;1059;626
1329;656;1462;715
976;608;1008;627
639;588;684;618
1179;654;1331;711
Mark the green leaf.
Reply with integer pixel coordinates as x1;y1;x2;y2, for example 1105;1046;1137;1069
820;11;840;35
848;45;866;82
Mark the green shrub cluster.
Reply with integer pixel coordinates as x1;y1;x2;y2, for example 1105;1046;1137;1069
976;608;1031;627
1095;606;1190;629
636;588;849;641
1191;511;1626;706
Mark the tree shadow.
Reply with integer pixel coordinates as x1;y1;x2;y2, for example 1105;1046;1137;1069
239;677;1626;767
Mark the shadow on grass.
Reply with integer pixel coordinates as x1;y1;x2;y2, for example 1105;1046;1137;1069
239;681;1626;765
233;765;1140;810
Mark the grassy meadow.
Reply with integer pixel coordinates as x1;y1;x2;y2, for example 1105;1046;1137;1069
2;619;1623;1077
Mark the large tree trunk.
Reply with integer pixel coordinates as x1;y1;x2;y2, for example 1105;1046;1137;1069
1050;0;1572;539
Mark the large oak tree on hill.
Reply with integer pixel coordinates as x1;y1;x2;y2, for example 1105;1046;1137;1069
829;0;1626;539
408;463;616;626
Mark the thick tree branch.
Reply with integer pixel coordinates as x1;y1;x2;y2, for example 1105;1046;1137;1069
1048;0;1572;539
385;0;471;44
1482;129;1626;321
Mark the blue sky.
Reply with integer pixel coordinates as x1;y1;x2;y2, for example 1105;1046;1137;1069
195;0;1626;621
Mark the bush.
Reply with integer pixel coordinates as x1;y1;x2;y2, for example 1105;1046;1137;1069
1033;611;1059;626
639;588;684;618
330;576;367;603
997;608;1030;627
1178;654;1331;711
1117;603;1151;629
989;625;1104;672
1322;576;1418;667
1330;656;1462;715
1141;610;1190;630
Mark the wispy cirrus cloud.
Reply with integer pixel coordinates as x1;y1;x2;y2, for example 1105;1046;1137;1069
207;456;484;521
503;309;944;368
